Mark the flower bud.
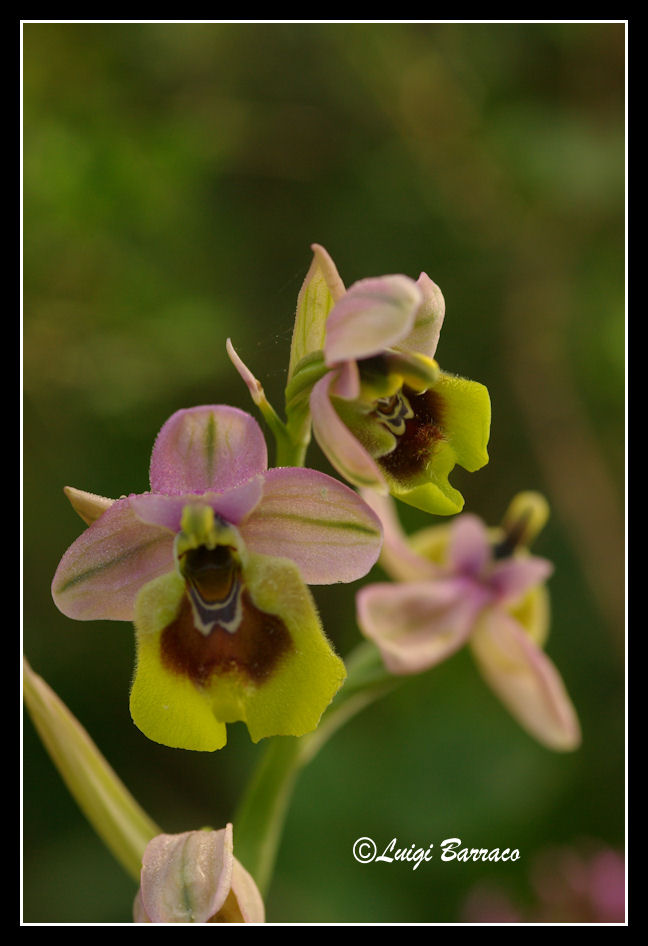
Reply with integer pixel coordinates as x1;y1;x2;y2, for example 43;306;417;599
498;491;550;556
134;825;265;923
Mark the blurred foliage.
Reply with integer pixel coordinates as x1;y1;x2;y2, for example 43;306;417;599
23;22;625;923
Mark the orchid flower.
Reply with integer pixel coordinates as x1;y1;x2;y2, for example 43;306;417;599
356;491;581;751
228;245;490;515
52;405;383;752
133;825;265;923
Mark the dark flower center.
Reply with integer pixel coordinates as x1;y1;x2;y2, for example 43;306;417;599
162;545;292;686
182;545;242;634
377;385;445;482
374;390;414;436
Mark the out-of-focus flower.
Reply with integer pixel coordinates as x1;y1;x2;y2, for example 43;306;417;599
462;843;625;924
229;245;490;515
356;491;581;751
529;844;626;923
461;885;523;924
133;825;265;923
52;405;383;751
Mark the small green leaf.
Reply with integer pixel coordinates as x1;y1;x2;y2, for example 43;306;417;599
288;245;345;381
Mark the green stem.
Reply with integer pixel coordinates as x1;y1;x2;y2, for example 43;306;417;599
230;736;303;898
240;377;310;467
232;641;397;896
274;436;308;468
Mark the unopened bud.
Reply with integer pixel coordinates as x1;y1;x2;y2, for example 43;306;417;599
496;491;550;558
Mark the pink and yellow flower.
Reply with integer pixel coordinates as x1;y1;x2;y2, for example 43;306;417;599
356;491;581;751
52;405;383;751
287;245;491;515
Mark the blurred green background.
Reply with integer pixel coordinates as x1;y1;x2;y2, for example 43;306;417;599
22;22;625;923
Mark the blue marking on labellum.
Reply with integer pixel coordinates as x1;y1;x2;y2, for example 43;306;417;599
374;390;414;436
180;545;243;637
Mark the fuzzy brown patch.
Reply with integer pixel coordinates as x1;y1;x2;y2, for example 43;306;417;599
378;386;445;482
160;589;292;686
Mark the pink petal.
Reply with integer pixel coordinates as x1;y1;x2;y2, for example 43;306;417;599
140;827;233;924
132;890;151;923
310;371;387;491
225;339;265;406
448;514;492;577
230;859;266;923
329;359;360;399
324;275;422;365
396;272;446;360
356;579;485;675
149;405;267;495
240;467;382;584
361;490;438;582
51;496;174;621
470;609;581;751
489;555;554;604
131;476;265;531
